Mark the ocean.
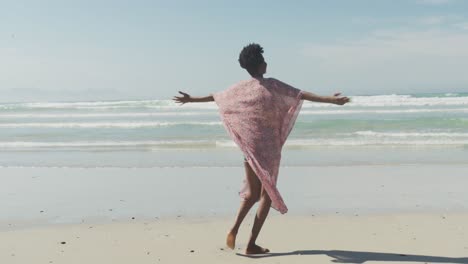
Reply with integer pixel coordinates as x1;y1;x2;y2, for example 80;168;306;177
1;93;468;168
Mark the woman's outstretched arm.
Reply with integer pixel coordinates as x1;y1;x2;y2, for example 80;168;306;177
172;91;214;105
301;91;350;105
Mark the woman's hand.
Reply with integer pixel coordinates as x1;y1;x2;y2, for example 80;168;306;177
172;91;192;105
331;92;350;105
301;90;350;105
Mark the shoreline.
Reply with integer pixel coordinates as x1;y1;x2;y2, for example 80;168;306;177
1;164;468;228
2;146;468;168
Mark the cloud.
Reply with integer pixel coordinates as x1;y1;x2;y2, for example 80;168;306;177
352;15;463;28
417;16;448;25
301;29;468;93
417;0;455;5
416;15;467;27
304;29;468;60
455;22;468;30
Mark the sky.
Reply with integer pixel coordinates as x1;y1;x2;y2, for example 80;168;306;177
1;0;468;102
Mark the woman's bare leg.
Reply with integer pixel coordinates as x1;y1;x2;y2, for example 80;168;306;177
226;160;261;249
245;190;271;254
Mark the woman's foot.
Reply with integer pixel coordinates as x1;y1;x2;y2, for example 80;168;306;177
226;230;237;249
245;244;270;255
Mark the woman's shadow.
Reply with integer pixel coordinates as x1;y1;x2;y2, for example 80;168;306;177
237;249;468;263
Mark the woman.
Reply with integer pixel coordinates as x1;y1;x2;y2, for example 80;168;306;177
173;43;349;254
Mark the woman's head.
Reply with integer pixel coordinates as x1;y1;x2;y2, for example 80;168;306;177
238;43;267;77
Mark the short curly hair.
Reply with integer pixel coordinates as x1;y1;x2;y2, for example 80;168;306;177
238;43;265;76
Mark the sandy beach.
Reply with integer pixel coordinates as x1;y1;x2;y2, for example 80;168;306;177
1;214;468;263
3;0;468;263
1;165;468;263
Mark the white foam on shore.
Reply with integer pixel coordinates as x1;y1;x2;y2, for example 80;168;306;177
0;100;219;110
354;131;468;137
0;112;216;118
2;94;468;110
0;121;223;128
2;108;468;119
301;108;468;114
285;139;468;147
347;94;468;107
0;140;216;148
1;137;467;149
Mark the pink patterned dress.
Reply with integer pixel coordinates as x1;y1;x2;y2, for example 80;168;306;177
212;77;304;214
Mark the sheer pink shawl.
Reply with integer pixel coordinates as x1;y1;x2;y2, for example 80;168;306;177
212;77;304;214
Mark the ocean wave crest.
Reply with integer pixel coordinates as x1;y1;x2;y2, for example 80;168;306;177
0;121;223;128
2;93;468;110
1;138;467;149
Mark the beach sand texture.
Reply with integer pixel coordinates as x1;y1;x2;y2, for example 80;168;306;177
1;165;468;263
1;214;468;263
